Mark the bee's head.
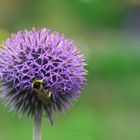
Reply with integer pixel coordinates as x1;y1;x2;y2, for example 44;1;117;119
31;79;43;91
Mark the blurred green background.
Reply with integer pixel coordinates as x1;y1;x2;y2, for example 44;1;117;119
0;0;140;140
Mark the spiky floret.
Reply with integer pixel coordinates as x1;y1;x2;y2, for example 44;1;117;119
0;28;87;123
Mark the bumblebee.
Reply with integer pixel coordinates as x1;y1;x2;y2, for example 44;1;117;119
31;79;51;104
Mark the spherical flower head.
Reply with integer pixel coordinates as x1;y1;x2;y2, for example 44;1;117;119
0;28;87;124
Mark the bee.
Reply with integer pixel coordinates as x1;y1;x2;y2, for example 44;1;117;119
31;79;51;104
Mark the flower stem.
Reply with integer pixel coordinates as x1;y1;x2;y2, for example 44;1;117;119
33;114;42;140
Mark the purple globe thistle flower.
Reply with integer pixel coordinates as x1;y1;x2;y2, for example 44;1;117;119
0;28;87;124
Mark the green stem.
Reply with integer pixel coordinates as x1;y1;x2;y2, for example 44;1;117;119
33;114;42;140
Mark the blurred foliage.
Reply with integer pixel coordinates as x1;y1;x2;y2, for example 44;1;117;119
0;0;140;140
0;28;9;42
88;40;140;78
68;0;131;28
0;0;132;31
